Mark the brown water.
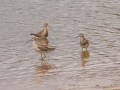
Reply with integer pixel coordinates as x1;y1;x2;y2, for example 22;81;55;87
0;0;120;90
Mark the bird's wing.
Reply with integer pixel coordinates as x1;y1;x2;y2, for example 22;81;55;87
37;29;48;37
36;40;47;49
36;30;43;35
80;39;89;45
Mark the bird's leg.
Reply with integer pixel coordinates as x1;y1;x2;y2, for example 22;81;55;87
86;48;87;51
41;58;44;65
39;52;43;60
43;52;46;58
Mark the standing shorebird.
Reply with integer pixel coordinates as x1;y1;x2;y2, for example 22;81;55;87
30;23;50;38
77;33;89;51
31;37;55;59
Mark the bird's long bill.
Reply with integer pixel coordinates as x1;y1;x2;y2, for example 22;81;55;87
76;36;79;38
25;39;32;44
48;25;52;28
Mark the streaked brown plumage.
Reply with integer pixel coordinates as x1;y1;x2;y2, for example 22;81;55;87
30;23;49;38
78;33;89;51
31;37;55;59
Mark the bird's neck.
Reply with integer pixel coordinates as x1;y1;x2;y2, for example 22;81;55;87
43;26;47;31
80;37;84;40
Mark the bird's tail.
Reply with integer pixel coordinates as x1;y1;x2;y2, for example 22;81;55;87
30;33;34;35
30;33;35;35
30;33;40;37
47;47;55;52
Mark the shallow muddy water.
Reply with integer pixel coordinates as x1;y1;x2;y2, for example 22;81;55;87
0;0;120;90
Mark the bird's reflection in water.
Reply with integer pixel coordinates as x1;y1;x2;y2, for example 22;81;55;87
80;50;90;67
32;37;55;60
34;58;52;83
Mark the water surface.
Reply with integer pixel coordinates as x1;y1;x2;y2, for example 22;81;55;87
0;0;120;90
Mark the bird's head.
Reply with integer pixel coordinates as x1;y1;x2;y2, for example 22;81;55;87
44;23;51;28
76;33;84;38
79;33;84;37
44;23;48;27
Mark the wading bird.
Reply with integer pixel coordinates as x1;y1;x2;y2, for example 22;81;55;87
30;23;51;38
77;33;89;51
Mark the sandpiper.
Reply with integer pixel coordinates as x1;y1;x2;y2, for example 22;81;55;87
30;23;50;38
77;33;89;51
31;37;55;59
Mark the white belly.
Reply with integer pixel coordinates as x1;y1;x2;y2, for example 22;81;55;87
32;41;40;51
